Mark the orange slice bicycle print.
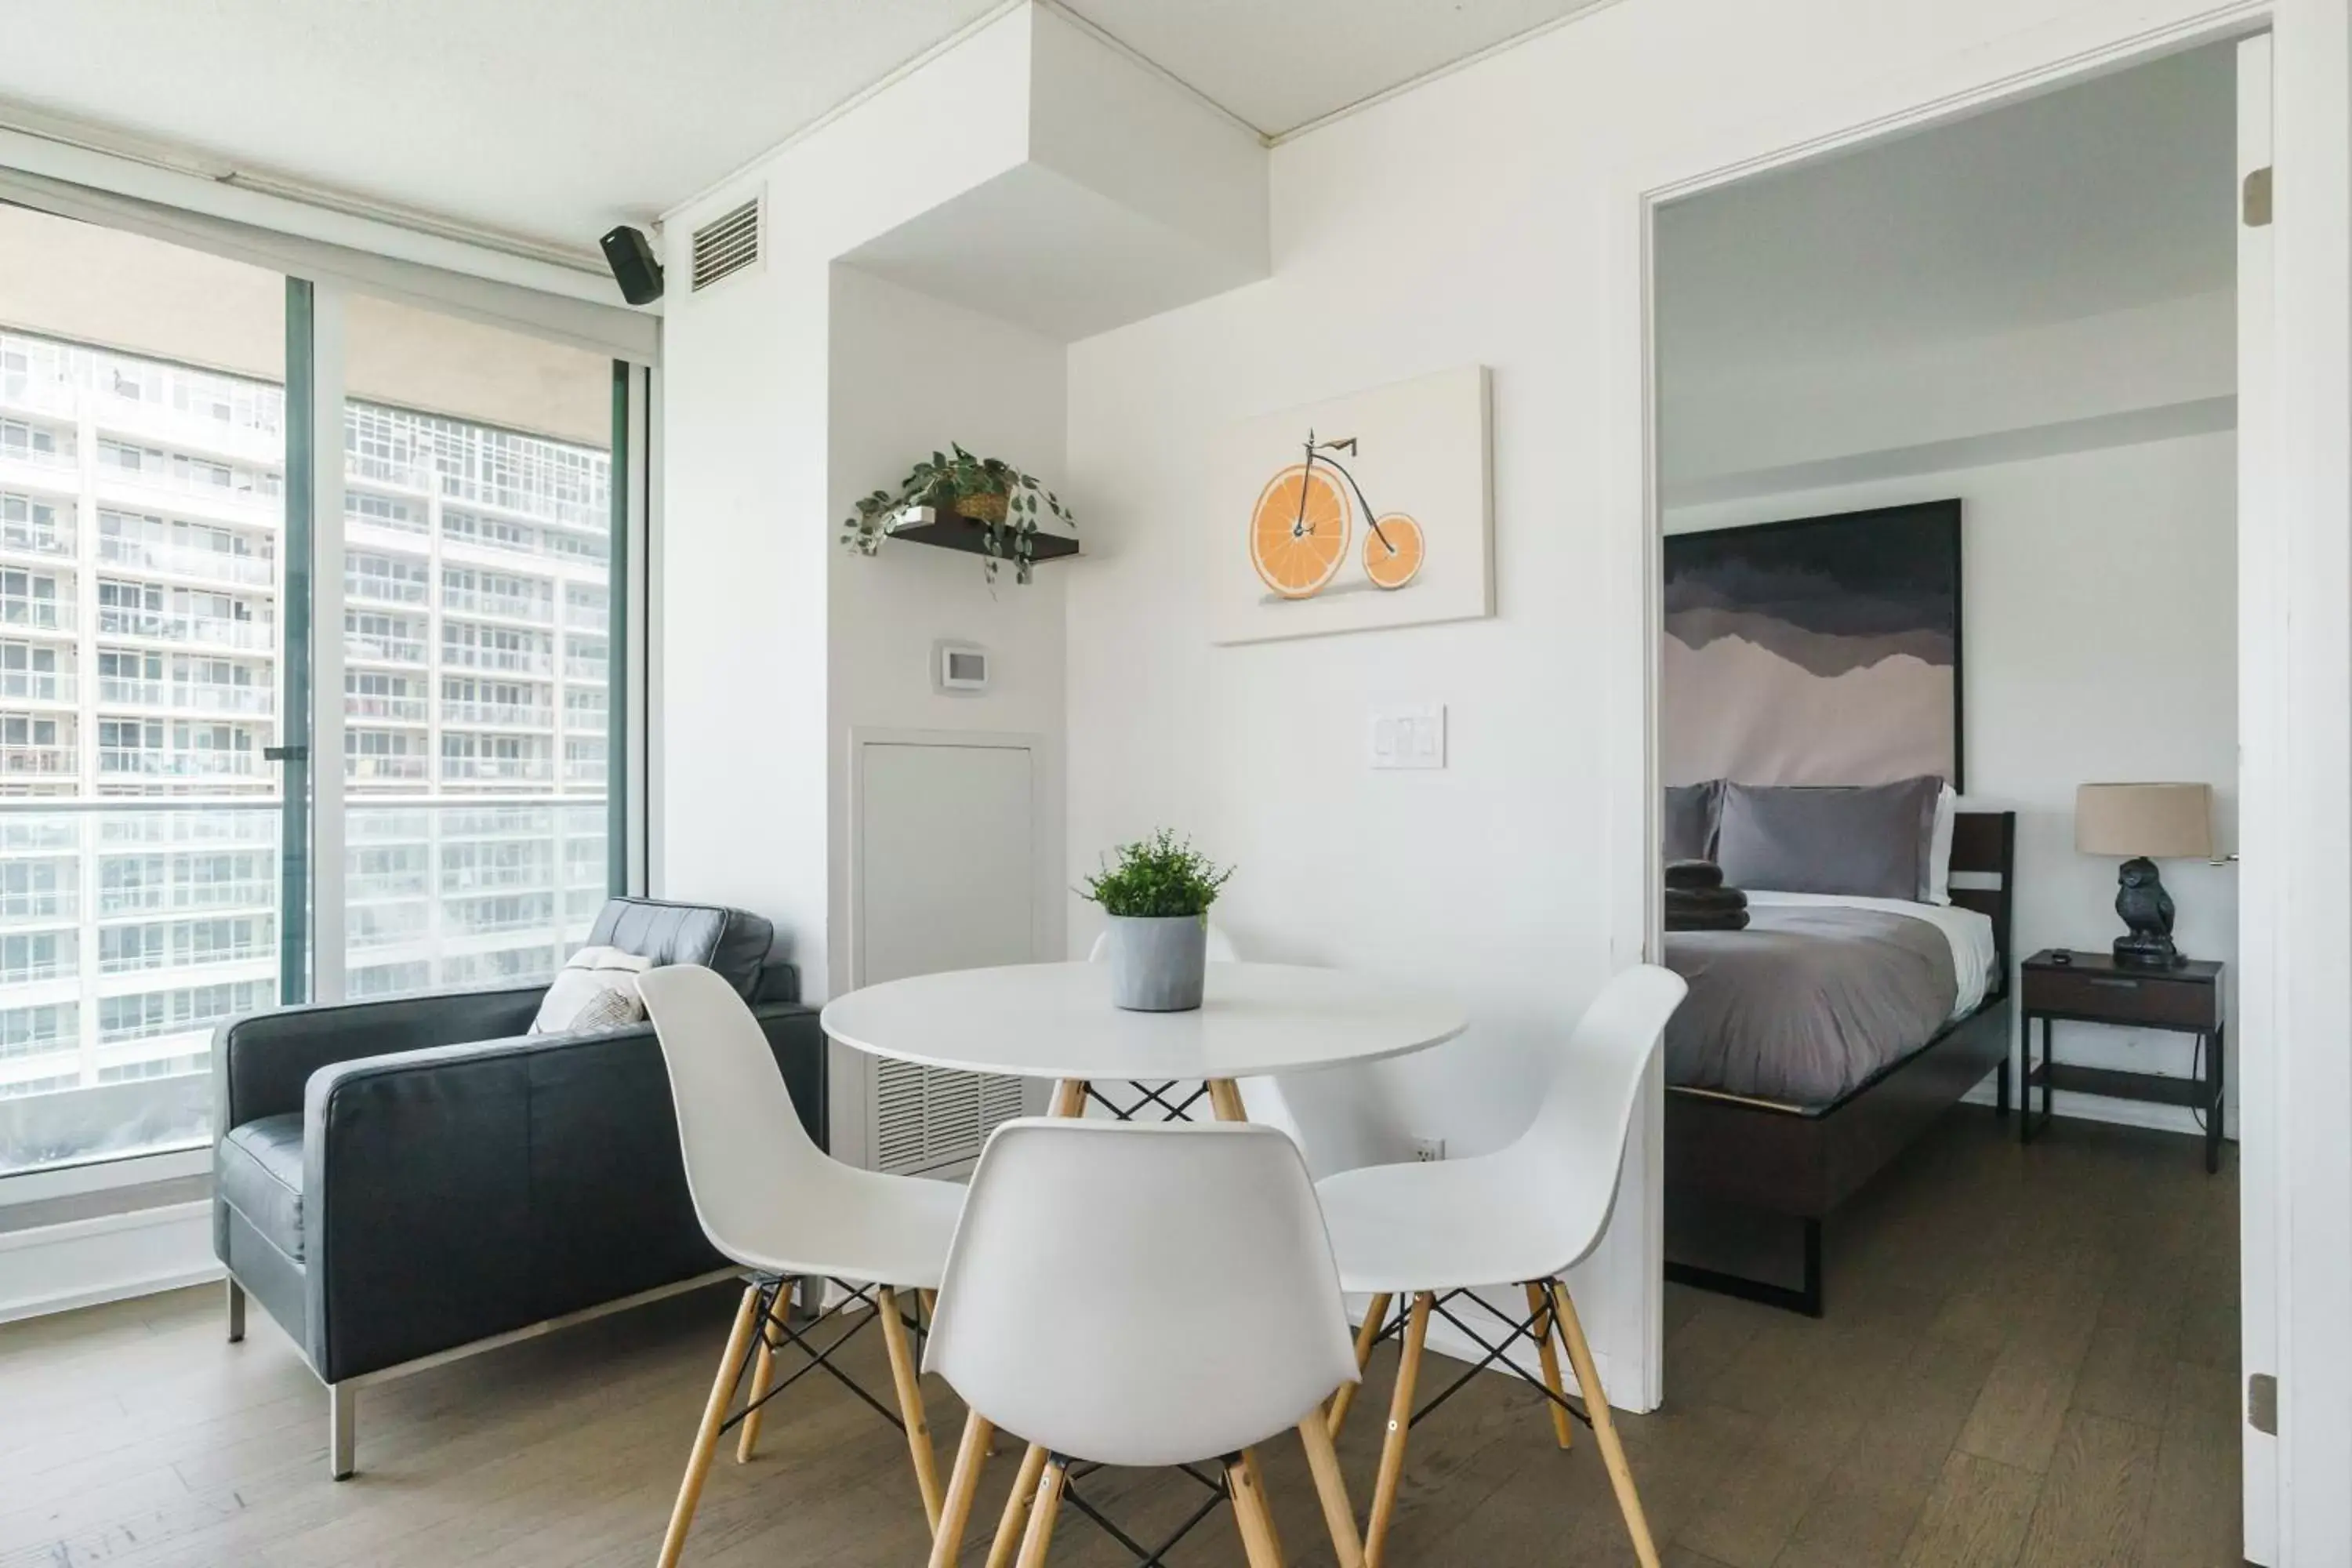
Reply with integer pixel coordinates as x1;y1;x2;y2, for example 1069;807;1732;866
1247;431;1423;601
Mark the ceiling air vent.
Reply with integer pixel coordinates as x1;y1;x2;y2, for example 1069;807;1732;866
689;198;761;292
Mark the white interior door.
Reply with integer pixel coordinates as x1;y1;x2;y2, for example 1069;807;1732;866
2235;31;2278;1565
852;736;1039;1174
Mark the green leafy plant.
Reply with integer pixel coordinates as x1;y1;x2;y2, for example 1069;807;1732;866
1078;829;1234;920
840;444;1073;585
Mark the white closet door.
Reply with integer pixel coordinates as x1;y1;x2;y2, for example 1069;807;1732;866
855;738;1037;1174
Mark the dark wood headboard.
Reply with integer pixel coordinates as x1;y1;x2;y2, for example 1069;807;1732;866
1949;810;2016;998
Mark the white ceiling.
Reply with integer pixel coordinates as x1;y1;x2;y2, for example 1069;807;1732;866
1656;41;2238;379
0;0;1605;260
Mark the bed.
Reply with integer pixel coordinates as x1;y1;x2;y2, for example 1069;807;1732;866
1661;809;2015;1316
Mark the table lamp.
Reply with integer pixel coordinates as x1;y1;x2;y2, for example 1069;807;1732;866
2074;782;2214;967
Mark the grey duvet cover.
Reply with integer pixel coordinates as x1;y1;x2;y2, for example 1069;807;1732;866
1663;904;1959;1108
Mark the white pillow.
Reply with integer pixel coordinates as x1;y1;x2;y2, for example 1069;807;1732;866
1923;784;1958;905
531;946;655;1034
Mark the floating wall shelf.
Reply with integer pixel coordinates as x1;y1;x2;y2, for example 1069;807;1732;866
887;506;1080;564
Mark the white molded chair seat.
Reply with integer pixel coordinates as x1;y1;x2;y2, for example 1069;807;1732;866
921;1118;1365;1568
639;964;964;1566
1316;964;1688;1568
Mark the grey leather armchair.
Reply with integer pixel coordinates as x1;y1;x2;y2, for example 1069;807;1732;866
211;898;826;1479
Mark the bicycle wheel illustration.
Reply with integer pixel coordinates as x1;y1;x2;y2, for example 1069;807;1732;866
1249;463;1351;600
1362;513;1425;590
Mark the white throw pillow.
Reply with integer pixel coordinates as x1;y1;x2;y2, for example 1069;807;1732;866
531;946;655;1034
1923;784;1958;905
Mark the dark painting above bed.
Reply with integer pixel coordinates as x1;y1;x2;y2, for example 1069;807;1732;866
1663;500;1962;790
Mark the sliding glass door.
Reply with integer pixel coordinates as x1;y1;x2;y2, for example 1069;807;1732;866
0;201;641;1183
333;296;619;1000
0;202;287;1174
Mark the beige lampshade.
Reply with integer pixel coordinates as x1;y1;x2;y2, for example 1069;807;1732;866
2074;782;2215;859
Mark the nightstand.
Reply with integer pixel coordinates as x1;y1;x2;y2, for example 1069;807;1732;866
2019;949;2225;1172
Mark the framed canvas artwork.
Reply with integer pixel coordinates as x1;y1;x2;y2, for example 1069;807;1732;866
1661;499;1963;789
1210;365;1493;644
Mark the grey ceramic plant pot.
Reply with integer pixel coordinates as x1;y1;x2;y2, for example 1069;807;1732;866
1104;914;1208;1011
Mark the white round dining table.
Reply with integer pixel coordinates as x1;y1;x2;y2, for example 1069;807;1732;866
820;960;1469;1120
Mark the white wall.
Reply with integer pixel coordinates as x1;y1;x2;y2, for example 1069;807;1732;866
1668;431;2241;1134
1058;0;2262;1406
824;264;1069;1161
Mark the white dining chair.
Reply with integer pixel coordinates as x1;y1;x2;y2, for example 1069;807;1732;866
1081;924;1306;1144
1315;964;1689;1568
922;1118;1365;1568
638;964;967;1568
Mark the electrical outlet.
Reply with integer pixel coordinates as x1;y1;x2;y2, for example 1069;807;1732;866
1411;1137;1446;1162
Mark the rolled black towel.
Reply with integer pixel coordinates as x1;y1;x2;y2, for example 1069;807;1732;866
1668;909;1751;932
1664;858;1724;891
1665;886;1748;917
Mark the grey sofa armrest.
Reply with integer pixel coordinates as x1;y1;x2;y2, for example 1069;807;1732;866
289;1000;824;1383
214;986;546;1132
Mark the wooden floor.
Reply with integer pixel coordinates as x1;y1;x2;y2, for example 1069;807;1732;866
0;1109;2239;1567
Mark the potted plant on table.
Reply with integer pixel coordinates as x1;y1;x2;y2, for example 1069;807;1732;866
1079;829;1234;1012
839;444;1074;585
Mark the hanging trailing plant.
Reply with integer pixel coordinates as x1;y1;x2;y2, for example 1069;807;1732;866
840;444;1074;585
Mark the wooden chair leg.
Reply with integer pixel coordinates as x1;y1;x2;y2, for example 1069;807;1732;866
735;1282;786;1464
1326;1291;1392;1439
1299;1408;1366;1568
928;1409;994;1568
1364;1292;1432;1568
658;1283;760;1568
985;1443;1050;1568
1552;1283;1661;1568
1049;1080;1089;1117
878;1285;946;1530
1240;1446;1286;1563
1014;1456;1066;1568
1226;1452;1283;1568
1207;1077;1247;1121
1524;1279;1574;1450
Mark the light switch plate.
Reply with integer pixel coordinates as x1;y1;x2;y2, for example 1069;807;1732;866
1370;705;1446;769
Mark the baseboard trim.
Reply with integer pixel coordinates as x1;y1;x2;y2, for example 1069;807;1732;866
0;1199;220;1325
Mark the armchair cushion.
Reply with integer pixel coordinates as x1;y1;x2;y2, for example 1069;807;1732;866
218;1112;307;1261
586;898;772;996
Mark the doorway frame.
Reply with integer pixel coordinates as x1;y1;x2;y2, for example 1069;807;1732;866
1599;1;2347;1558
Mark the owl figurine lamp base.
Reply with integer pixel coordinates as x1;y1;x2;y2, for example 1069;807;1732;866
2111;855;2186;968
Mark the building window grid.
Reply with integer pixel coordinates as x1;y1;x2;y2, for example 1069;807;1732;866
2;325;613;1171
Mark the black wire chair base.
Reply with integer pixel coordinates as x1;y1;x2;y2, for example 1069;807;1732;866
1359;1286;1597;1434
713;1276;926;1442
1052;1452;1236;1567
1083;1080;1212;1123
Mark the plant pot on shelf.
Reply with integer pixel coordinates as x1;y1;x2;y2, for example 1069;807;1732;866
1102;915;1207;1012
950;489;1010;524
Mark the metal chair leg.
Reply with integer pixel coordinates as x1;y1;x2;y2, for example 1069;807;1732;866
328;1382;355;1480
226;1279;246;1344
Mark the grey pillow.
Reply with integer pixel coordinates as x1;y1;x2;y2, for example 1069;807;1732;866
1715;776;1944;900
1662;781;1721;863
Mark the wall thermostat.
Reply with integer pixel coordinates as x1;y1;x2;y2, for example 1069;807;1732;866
935;641;990;693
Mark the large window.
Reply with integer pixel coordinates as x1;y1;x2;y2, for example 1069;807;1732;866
0;203;634;1181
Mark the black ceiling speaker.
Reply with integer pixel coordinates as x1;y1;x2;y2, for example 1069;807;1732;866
599;225;663;306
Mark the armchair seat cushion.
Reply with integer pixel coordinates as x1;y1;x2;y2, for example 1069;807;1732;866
219;1113;307;1261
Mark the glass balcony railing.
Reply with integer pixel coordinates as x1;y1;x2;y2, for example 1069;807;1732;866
98;747;262;780
563;756;605;785
441;755;554;785
347;754;430;783
345;575;427;605
346;693;429;723
0;597;73;634
0;742;74;779
563;706;608;734
443;586;554;623
95;877;274;918
98;679;272;716
1;671;73;703
564;604;609;633
96;608;273;652
98;535;275;587
443;700;552;728
346;633;427;665
441;642;552;675
564;656;607;682
0;524;75;560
